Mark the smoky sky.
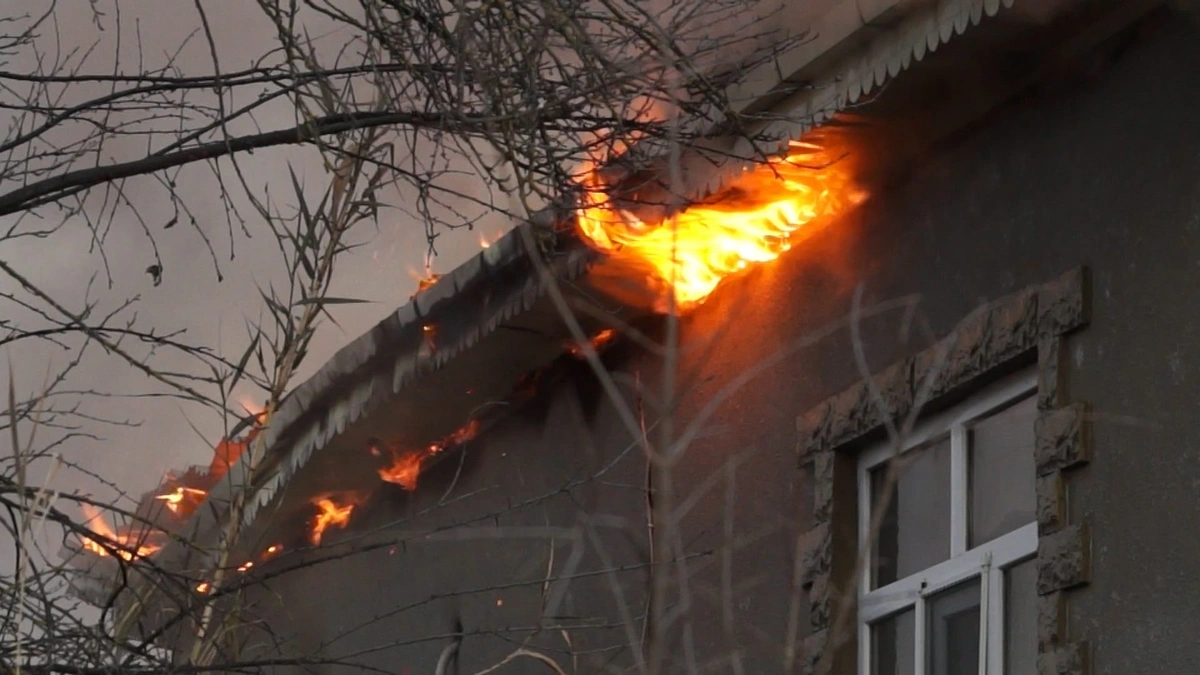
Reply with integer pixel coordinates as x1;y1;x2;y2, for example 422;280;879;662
0;2;506;520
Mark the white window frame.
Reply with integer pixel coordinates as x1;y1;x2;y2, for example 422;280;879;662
856;369;1038;675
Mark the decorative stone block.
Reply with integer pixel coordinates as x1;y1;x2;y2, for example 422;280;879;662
811;451;835;524
932;305;992;397
808;571;831;631
1038;266;1090;337
797;400;831;463
824;382;872;451
1038;641;1089;675
874;357;914;424
1038;591;1066;651
1036;472;1066;535
986;287;1040;361
1038;524;1091;594
798;522;831;589
800;629;828;675
1038;336;1066;411
1036;403;1091;476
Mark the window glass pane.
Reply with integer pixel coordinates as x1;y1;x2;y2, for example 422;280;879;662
1005;558;1038;675
928;578;981;675
969;395;1037;547
870;435;952;587
871;609;915;675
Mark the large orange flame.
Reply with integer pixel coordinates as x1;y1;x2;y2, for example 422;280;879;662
575;142;865;311
78;504;161;562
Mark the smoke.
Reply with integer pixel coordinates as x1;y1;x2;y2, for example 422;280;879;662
0;2;496;512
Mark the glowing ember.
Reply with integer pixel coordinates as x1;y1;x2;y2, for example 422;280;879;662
565;328;618;358
154;486;207;515
196;581;211;594
264;544;282;556
237;561;254;573
78;504;161;562
575;141;865;311
376;420;482;491
309;494;358;545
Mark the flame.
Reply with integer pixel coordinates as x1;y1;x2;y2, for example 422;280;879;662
154;486;207;515
309;494;358;545
565;328;617;358
408;267;441;298
377;419;482;491
378;451;424;491
78;504;160;562
575;141;865;311
196;581;211;594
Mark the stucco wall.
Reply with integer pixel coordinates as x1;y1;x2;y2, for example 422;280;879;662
242;14;1200;675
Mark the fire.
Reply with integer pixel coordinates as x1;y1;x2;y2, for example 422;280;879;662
154;486;207;515
309;494;358;545
78;504;161;562
565;328;617;358
408;267;441;298
575;141;865;311
376;420;481;491
379;451;424;491
196;581;211;594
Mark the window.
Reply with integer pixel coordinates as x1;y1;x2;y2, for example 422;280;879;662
857;370;1038;675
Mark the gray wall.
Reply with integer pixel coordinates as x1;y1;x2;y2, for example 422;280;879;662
242;15;1200;675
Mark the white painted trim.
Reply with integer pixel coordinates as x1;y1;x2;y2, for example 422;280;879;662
951;423;970;557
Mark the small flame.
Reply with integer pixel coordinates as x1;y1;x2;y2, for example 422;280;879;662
196;581;211;594
154;486;207;515
309;494;358;545
78;504;161;562
565;328;617;358
377;420;481;491
575;141;865;311
237;561;254;573
264;544;281;556
408;267;441;298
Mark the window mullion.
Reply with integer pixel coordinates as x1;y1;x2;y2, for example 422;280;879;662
978;552;993;675
950;424;969;556
986;562;1005;675
914;594;927;675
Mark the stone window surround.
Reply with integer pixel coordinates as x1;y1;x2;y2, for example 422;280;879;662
795;267;1092;675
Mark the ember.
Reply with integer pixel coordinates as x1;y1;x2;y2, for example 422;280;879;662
78;504;161;562
565;328;617;358
310;494;358;545
575;141;865;310
376;419;481;492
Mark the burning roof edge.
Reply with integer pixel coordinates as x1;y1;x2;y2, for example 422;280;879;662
173;210;600;545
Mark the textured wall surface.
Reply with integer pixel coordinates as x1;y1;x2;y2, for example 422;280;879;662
240;15;1200;675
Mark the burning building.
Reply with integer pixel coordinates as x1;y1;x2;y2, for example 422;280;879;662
64;1;1200;673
